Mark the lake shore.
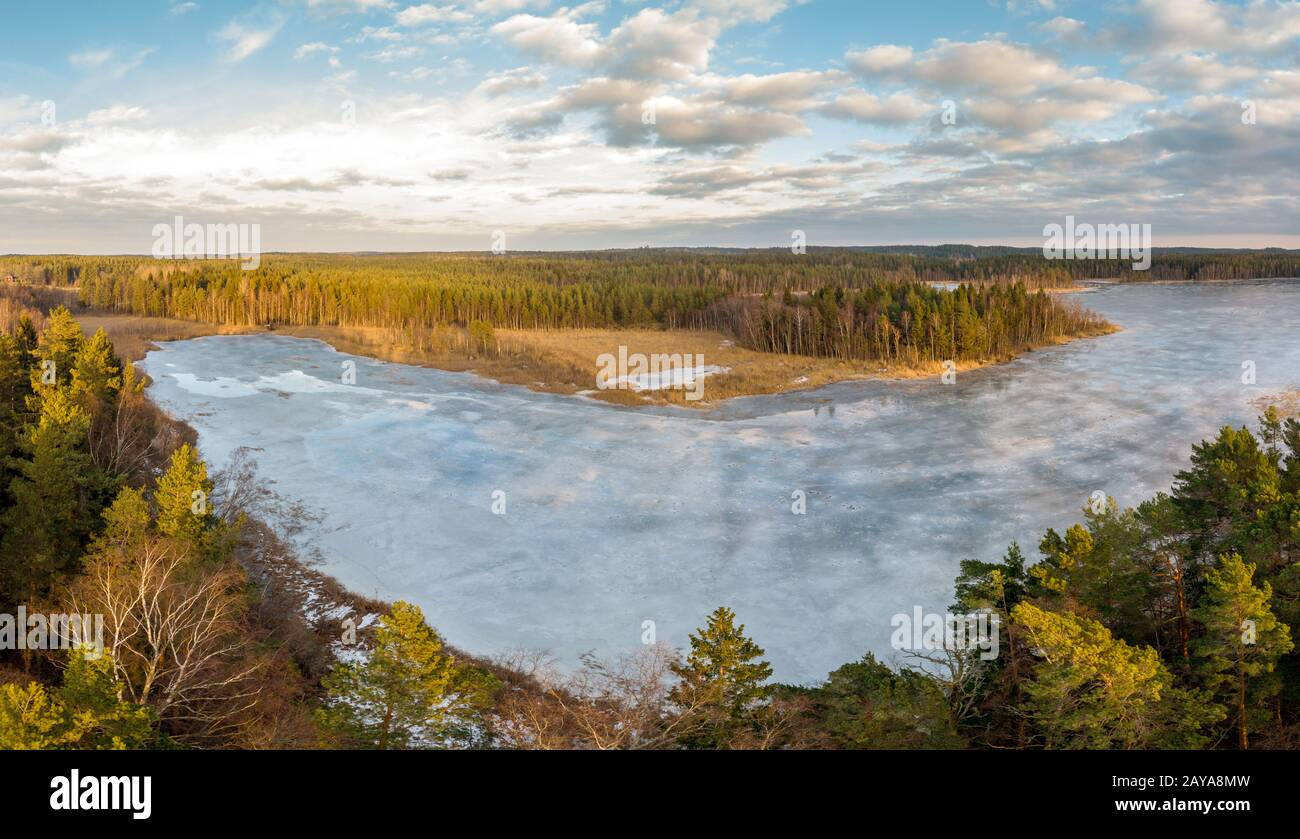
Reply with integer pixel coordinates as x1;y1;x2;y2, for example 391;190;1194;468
80;311;1119;408
1254;389;1300;418
133;279;1300;683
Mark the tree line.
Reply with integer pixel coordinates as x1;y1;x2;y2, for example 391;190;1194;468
15;254;1114;365
0;251;1291;373
724;281;1111;363
7;248;1296;302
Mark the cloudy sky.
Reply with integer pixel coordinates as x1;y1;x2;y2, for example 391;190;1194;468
2;0;1299;253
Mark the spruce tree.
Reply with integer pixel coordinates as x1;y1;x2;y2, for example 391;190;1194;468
14;315;38;366
669;606;773;747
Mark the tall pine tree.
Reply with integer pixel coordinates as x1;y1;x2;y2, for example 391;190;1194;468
1192;553;1293;749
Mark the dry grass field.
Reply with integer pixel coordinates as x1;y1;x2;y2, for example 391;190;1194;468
78;311;1111;407
76;313;263;362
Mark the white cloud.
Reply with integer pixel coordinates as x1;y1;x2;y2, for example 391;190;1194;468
395;4;472;26
350;25;407;42
604;9;720;80
367;45;424;63
69;49;115;68
0;95;44;125
474;67;548;97
473;0;553;12
712;70;847;108
218;21;283;62
1120;0;1300;55
305;0;395;10
294;42;339;59
1131;53;1258;92
689;0;792;24
492;13;603;67
69;47;155;79
86;105;150;125
821;91;930;124
847;39;1071;96
647;97;807;148
845;44;913;74
1038;16;1085;42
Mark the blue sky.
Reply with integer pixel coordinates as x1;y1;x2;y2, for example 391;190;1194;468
2;0;1298;252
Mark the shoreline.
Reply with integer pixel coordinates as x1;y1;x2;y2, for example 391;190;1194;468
80;311;1120;409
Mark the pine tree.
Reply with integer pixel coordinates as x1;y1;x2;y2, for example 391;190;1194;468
92;485;153;554
669;606;774;747
14;315;38;366
152;443;217;553
317;601;496;749
1173;426;1280;558
57;648;156;749
0;332;25;414
1192;553;1293;749
1013;602;1219;749
32;305;83;390
0;332;28;461
0;388;99;602
797;652;961;749
0;682;75;749
70;327;122;406
0;649;153;750
953;543;1033;747
1280;414;1300;494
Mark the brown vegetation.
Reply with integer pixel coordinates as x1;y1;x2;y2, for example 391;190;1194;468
71;312;1113;407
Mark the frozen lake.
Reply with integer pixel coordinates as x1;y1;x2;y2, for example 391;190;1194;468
140;280;1300;683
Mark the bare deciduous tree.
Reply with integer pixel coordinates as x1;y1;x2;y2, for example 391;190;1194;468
68;537;264;744
493;644;710;750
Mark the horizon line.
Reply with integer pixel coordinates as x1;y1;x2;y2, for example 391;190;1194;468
7;243;1300;258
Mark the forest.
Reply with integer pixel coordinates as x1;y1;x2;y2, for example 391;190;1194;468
725;282;1110;363
8;248;1292;366
0;304;1297;749
0;250;1152;366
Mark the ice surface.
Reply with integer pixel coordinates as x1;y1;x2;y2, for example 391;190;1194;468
140;281;1300;683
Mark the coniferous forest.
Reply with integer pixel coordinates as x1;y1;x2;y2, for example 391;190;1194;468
7;248;1262;363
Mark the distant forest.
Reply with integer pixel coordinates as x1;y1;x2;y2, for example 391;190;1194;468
1;247;1295;364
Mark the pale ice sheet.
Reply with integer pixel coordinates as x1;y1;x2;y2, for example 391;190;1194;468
141;281;1300;683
